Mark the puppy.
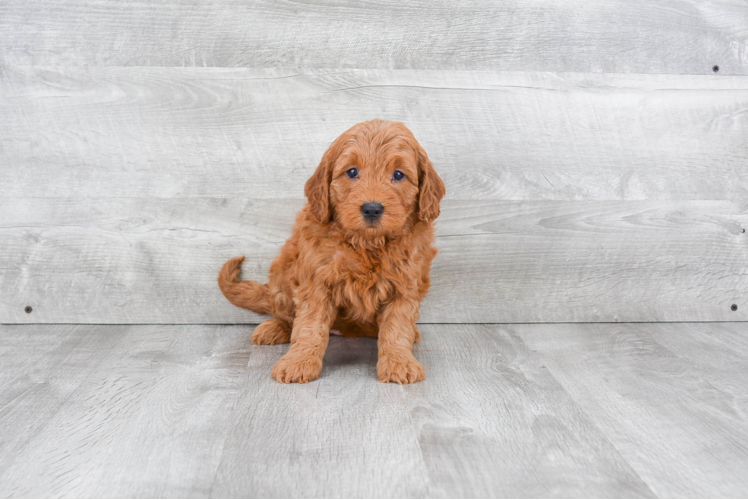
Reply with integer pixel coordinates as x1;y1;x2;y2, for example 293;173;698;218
218;119;445;384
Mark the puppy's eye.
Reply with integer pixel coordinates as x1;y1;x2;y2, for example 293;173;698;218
346;168;358;179
392;170;405;181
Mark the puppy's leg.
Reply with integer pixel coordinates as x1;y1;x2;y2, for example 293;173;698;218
271;292;335;383
377;299;425;384
251;319;291;345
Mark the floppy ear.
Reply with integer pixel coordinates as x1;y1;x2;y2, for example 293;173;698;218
304;145;335;223
417;146;446;222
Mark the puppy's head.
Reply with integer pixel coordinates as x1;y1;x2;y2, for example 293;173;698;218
305;120;445;237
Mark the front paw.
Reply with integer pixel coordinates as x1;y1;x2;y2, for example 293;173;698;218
271;352;323;384
377;352;425;384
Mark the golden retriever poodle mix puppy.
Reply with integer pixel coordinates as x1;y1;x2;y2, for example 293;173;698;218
218;119;445;384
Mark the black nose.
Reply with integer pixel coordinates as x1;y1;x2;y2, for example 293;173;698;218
361;202;384;221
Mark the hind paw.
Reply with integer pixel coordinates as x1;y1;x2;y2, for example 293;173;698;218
251;319;291;345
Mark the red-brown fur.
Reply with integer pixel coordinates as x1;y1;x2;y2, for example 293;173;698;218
218;119;445;384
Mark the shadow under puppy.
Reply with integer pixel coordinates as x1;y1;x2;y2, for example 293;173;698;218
218;119;445;384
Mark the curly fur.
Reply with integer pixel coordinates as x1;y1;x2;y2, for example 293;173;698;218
218;119;445;384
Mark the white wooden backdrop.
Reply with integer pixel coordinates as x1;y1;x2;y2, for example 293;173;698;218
1;1;747;324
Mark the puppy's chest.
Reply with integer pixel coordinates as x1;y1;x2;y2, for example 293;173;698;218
329;248;403;306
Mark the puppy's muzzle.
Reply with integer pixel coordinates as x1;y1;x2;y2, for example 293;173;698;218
361;202;384;221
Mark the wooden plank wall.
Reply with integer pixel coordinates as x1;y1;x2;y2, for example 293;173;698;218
1;1;747;324
2;0;747;74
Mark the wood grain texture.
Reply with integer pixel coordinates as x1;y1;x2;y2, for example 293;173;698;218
406;324;654;498
211;334;431;498
519;322;748;498
0;325;123;479
0;324;251;498
2;67;747;201
2;198;746;324
3;324;748;497
212;324;655;498
650;321;748;411
1;0;746;75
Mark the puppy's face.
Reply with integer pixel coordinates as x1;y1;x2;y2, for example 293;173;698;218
329;128;419;237
305;120;445;238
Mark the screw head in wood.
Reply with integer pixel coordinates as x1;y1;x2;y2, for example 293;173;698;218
713;65;720;73
732;304;738;311
25;306;33;313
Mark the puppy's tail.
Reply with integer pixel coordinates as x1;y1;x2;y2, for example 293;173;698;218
218;256;272;315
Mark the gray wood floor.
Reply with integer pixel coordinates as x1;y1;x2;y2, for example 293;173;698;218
1;322;747;498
